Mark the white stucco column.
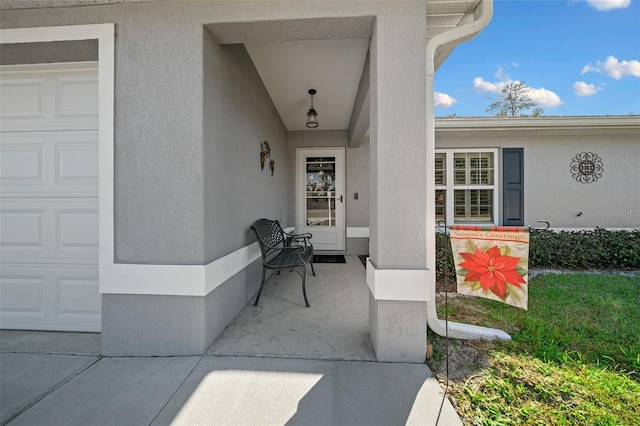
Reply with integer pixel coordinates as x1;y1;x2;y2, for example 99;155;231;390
367;3;428;363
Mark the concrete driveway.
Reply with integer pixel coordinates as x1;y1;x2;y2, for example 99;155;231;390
1;331;461;426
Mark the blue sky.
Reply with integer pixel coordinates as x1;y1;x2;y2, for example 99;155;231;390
434;0;640;117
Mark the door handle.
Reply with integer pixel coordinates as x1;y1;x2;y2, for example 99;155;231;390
339;195;343;203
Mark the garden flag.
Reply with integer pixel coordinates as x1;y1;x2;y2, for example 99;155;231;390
450;226;529;310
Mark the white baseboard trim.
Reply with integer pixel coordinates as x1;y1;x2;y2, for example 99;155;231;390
347;227;370;238
100;242;261;297
366;258;430;302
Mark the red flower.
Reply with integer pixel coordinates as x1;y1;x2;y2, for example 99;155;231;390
459;246;525;299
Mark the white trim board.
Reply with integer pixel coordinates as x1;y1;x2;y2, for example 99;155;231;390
366;258;430;302
347;227;369;238
101;242;261;296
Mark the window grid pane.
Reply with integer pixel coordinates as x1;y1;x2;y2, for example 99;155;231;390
435;190;445;222
453;189;493;223
454;154;467;185
453;152;494;185
435;153;446;185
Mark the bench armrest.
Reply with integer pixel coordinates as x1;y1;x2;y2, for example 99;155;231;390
270;245;304;253
286;232;313;247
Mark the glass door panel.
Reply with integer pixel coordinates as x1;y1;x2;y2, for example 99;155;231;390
297;148;345;251
306;157;337;227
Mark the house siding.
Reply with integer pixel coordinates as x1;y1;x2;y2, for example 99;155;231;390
436;124;640;229
315;123;639;231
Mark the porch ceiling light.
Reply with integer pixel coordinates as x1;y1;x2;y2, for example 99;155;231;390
306;89;319;128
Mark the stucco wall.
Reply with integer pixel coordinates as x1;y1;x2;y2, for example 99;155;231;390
2;0;429;266
2;2;207;264
368;6;427;269
202;35;288;262
436;127;640;229
347;136;370;228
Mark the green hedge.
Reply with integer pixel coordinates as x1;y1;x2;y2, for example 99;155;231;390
436;228;640;282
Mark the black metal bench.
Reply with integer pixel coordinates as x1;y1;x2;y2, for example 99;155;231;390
250;219;315;307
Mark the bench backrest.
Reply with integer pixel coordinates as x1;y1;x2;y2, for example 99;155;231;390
251;219;286;257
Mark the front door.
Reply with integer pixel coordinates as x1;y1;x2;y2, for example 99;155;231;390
296;148;345;251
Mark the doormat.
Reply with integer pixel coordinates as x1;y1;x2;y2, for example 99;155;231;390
313;255;346;263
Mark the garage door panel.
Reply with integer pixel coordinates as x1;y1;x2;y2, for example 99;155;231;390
56;275;101;318
0;63;98;131
1;199;98;260
1;264;100;331
0;274;46;316
56;75;99;118
56;142;99;185
0;77;46;120
0;131;98;197
1;63;100;332
57;209;99;250
0;209;45;250
0;143;45;184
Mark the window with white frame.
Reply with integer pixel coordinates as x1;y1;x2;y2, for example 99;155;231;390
435;149;498;225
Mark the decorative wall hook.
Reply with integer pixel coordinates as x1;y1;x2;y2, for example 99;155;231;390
260;141;271;170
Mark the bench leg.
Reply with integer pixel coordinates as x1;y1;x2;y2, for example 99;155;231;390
302;267;310;308
254;265;267;306
310;260;316;276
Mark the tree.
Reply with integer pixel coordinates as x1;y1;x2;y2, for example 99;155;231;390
487;81;544;117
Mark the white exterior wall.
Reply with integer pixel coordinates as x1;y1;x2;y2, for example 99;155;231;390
436;117;640;229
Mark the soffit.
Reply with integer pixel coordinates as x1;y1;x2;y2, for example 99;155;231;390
244;38;370;131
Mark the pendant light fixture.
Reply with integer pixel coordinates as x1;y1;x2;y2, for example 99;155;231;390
306;89;319;128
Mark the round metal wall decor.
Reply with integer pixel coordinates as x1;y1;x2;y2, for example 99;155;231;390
570;152;603;184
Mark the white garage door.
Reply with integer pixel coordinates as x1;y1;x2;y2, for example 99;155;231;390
0;62;100;331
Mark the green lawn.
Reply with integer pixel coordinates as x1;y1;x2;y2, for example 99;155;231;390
430;273;640;425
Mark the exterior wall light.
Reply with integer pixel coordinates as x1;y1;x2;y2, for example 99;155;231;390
306;89;319;128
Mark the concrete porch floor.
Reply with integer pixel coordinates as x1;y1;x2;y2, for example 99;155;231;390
207;255;376;361
1;256;374;361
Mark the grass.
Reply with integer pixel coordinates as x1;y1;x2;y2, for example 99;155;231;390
430;273;640;425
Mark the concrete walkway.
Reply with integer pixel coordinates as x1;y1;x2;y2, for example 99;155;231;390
1;257;462;425
1;347;461;425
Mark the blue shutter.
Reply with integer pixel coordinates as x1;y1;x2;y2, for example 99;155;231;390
503;148;524;226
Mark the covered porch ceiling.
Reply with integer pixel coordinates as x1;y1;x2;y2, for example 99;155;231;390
1;0;482;132
244;0;481;132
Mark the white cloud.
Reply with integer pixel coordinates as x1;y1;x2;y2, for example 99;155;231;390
434;92;457;108
528;87;563;107
573;81;601;96
494;66;509;80
473;77;505;94
585;0;631;11
473;76;562;108
581;56;640;80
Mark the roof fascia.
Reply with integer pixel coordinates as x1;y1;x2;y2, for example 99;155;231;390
435;116;640;133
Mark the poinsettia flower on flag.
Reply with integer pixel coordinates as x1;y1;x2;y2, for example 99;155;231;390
450;226;529;310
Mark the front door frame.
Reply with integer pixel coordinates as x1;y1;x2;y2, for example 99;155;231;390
296;147;346;251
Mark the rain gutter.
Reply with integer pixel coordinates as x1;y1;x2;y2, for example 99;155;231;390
425;0;511;341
